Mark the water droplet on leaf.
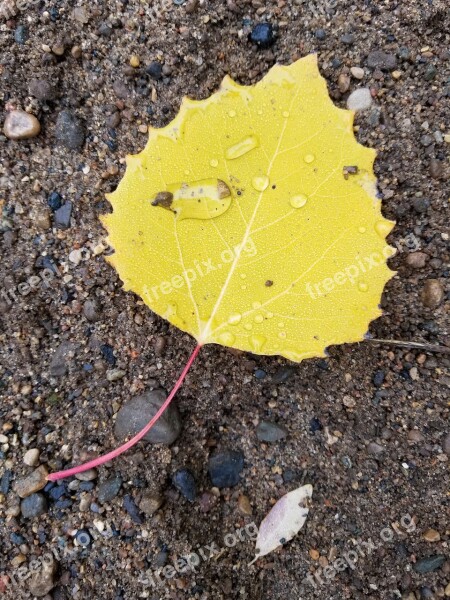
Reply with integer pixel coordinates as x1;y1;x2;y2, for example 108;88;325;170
249;334;266;352
358;281;368;292
228;313;242;325
225;136;259;160
252;175;270;192
218;331;235;345
254;314;264;323
304;154;315;164
290;194;308;209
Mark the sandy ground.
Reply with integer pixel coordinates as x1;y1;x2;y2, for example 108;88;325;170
0;0;449;599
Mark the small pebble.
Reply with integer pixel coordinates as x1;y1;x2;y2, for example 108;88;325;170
421;279;444;309
75;468;98;482
413;197;430;213
172;468;197;502
55;110;85;150
413;555;445;573
97;475;122;503
130;55;140;68
23;448;40;467
29;78;56;101
54;201;73;229
249;23;275;49
346;88;372;111
21;493;48;518
237;495;252;516
406;252;428;269
208;449;244;488
338;73;350;93
114;389;181;444
423;529;440;542
47;191;62;211
315;29;326;41
256;420;287;443
15;466;48;498
366;50;397;70
340;33;355;45
350;67;364;80
3;110;41;140
146;61;163;80
139;492;163;515
14;25;28;44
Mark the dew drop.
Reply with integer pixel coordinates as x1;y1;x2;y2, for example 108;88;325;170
228;110;236;118
282;110;290;118
358;226;366;233
240;273;247;279
375;220;393;238
278;322;285;328
225;135;259;160
241;284;247;290
249;334;266;353
252;175;270;192
278;331;287;339
252;301;262;309
165;303;177;318
244;323;252;331
290;194;308;209
228;313;242;325
266;311;273;318
358;281;369;292
304;154;315;164
257;109;263;115
254;314;264;324
218;331;236;345
210;158;219;168
184;169;190;175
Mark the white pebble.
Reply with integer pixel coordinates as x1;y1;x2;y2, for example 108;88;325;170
23;448;40;467
346;88;373;111
350;66;364;80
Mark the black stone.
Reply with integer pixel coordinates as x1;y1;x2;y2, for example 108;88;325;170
249;23;275;49
172;468;196;502
123;494;143;524
54;201;73;229
309;417;323;433
373;370;385;387
146;61;163;80
48;192;62;211
100;343;116;366
208;449;244;488
315;29;327;41
55;110;85;150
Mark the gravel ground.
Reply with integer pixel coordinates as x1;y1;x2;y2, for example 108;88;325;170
0;0;449;599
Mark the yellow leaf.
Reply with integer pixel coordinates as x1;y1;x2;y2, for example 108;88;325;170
103;55;395;362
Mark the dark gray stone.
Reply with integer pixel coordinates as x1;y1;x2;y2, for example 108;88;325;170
208;449;244;488
49;341;77;376
256;420;287;443
172;468;196;502
54;201;73;229
366;50;397;71
29;79;57;102
114;389;182;445
413;555;445;574
21;493;48;518
55;110;85;150
97;475;122;503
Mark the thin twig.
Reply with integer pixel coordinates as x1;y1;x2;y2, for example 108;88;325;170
366;338;450;354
